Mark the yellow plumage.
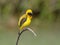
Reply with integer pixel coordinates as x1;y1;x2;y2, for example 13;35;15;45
18;9;33;30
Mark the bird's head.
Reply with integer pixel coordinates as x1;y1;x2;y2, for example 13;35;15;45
26;9;33;17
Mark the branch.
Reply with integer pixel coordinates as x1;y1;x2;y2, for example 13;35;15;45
16;27;37;45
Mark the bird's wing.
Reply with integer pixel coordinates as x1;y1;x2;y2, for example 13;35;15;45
18;14;26;26
20;17;27;27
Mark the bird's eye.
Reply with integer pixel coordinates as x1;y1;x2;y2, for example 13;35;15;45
28;13;33;15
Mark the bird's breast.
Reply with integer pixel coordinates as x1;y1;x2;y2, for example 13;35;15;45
20;17;31;30
23;17;31;26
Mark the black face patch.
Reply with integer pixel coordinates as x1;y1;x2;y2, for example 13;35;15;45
28;13;33;16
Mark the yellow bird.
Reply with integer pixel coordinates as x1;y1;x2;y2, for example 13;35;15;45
18;9;33;30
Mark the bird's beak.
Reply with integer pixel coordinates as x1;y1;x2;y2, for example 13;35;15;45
27;28;37;36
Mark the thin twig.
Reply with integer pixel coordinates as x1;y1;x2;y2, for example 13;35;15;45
16;28;37;45
16;30;26;45
27;28;37;36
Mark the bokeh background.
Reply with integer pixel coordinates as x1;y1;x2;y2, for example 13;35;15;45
0;0;60;45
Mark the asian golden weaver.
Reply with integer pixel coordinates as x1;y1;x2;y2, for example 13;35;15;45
16;9;34;45
18;9;33;30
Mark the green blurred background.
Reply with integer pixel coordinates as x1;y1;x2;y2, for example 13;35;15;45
0;0;60;45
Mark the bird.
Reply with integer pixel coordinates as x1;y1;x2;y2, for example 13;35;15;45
18;9;33;30
16;9;37;45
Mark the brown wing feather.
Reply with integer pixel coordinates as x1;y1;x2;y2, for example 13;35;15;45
20;17;27;27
